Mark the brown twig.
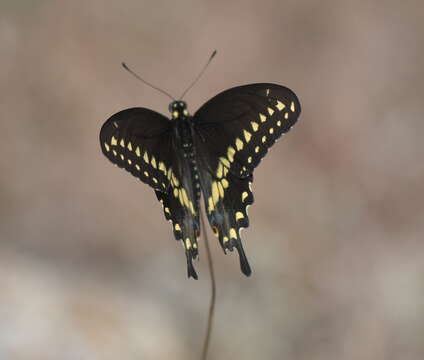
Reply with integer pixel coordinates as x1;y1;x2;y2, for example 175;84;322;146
200;210;216;360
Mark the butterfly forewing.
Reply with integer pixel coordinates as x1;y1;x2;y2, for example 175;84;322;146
193;83;301;274
194;83;300;177
100;108;173;191
100;107;201;278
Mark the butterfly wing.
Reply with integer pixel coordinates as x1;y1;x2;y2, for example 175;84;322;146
100;108;175;191
193;83;301;275
155;178;200;279
100;108;200;278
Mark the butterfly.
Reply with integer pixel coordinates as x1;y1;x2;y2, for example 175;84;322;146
100;58;300;279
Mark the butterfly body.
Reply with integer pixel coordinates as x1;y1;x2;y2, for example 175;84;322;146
100;83;301;279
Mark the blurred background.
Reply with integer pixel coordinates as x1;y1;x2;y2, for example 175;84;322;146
1;0;423;359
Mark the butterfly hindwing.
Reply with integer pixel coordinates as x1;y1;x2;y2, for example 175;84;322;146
155;186;200;279
100;108;173;191
196;160;253;275
155;134;201;279
193;83;301;274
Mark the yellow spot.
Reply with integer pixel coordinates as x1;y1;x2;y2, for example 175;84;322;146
216;163;224;179
193;243;197;249
267;107;274;116
266;88;270;96
259;113;267;123
165;207;170;215
212;182;219;204
243;130;252;143
120;154;124;160
167;169;173;181
151;156;157;168
221;178;229;188
277;120;281;126
208;197;214;213
248;156;252;163
229;228;237;239
223;236;229;243
135;164;140;171
255;146;260;153
159;162;166;173
284;112;289;119
269;128;274;134
183;109;188;116
262;136;266;143
251;121;259;131
174;224;181;231
220;157;230;168
227;146;236;163
127;142;133;151
181;189;190;208
185;238;191;249
111;136;117;146
120;139;125;147
143;152;149;163
242;191;249;202
223;167;229;177
104;143;110;152
127;159;132;165
135;146;141;157
113;121;118;128
189;201;195;215
276;100;286;111
173;188;179;198
235;138;244;151
171;173;179;186
144;171;149;177
217;181;224;198
153;178;158;184
290;101;295;112
236;212;244;221
178;189;184;206
172;111;178;118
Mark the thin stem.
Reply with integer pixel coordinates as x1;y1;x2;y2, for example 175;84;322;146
200;210;216;360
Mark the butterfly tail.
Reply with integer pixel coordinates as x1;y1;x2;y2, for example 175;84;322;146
235;240;252;276
186;250;198;279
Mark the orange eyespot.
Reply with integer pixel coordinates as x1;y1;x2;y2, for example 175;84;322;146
212;226;219;236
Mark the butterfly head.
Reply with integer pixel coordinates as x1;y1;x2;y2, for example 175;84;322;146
169;100;189;119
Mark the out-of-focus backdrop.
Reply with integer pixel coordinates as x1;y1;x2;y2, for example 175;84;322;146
1;0;423;359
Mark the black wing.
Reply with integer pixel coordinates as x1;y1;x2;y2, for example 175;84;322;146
100;108;173;191
100;108;200;278
193;83;301;275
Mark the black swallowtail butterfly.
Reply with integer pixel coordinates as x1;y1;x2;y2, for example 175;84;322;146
100;61;301;279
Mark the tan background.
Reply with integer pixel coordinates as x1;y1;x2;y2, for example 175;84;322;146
1;0;424;359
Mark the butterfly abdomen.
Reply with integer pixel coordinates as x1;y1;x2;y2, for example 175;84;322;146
175;119;201;203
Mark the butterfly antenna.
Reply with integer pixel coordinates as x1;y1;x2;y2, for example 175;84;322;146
121;62;175;101
179;50;217;100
